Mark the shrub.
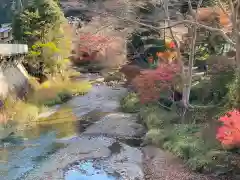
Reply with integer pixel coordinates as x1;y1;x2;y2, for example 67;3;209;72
227;72;240;109
162;125;206;159
139;105;167;128
132;62;180;103
28;77;41;90
43;91;72;106
28;79;91;106
0;96;40;131
120;92;141;113
186;150;226;172
75;32;127;69
144;121;237;174
139;104;179;127
144;128;166;145
216;109;240;149
145;124;225;172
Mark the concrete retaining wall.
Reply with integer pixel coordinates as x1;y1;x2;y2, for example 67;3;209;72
0;44;28;56
0;63;30;98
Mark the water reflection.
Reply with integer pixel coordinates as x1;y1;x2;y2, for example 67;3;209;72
0;107;77;180
1;132;65;180
0;104;112;180
64;159;121;180
23;107;78;139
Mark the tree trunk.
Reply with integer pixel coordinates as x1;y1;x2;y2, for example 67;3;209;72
183;26;197;107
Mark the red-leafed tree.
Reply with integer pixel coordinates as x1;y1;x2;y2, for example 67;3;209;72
78;33;114;61
132;63;181;103
216;109;240;149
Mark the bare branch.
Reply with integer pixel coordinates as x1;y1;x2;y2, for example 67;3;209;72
160;20;235;45
113;14;235;45
78;7;235;45
228;0;235;15
217;0;230;17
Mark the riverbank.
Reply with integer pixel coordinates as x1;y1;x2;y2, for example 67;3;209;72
120;91;238;179
0;72;92;140
1;72;228;180
4;79;146;180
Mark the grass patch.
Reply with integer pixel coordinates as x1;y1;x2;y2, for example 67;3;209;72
0;73;92;137
141;104;238;175
3;96;40;124
139;104;240;175
139;103;179;128
27;78;92;107
145;123;228;172
120;92;141;113
0;96;40;137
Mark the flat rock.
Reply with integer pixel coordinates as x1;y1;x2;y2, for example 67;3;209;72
24;136;114;180
24;136;144;180
108;144;144;179
83;112;145;138
68;85;127;118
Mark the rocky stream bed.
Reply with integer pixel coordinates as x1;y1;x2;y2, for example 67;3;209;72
0;0;224;178
0;73;220;180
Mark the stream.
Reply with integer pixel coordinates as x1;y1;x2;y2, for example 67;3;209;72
0;73;146;180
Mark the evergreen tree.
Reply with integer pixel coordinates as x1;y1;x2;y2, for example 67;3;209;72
12;0;71;76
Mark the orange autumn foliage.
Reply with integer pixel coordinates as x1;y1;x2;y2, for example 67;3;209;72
156;51;177;63
216;109;240;148
196;7;232;32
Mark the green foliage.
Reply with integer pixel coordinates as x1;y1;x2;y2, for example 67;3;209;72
27;80;92;107
13;0;65;43
120;92;141;113
12;0;70;76
145;124;228;172
139;103;179;126
43;91;72;106
128;31;165;67
209;68;235;104
227;72;240;109
28;41;65;74
1;96;40;129
190;66;235;105
145;128;166;145
140;103;235;174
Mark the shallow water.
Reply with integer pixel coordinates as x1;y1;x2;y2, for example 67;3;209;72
0;109;105;180
0;84;127;180
0;132;66;180
64;159;121;180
